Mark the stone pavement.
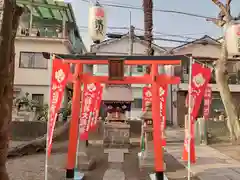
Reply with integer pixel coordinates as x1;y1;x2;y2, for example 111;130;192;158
165;128;240;180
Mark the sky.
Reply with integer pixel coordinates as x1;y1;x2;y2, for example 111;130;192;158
70;0;240;50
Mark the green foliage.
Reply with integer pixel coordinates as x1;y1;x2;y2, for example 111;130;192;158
36;104;49;121
14;92;48;120
14;92;72;121
14;92;36;111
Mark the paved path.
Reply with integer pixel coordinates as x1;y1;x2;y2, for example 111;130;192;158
165;128;240;180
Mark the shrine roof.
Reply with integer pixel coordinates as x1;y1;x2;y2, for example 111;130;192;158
102;86;134;102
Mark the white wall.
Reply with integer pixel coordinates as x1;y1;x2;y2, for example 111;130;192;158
14;38;70;86
14;37;72;103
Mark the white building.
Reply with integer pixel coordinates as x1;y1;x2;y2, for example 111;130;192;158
91;34;240;126
170;35;240;126
14;0;86;104
90;34;169;120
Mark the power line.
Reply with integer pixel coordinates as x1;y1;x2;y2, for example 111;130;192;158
79;28;195;43
81;0;215;19
106;33;220;45
134;28;197;40
78;25;200;40
80;27;220;45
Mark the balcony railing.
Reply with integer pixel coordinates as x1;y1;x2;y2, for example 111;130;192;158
17;26;65;39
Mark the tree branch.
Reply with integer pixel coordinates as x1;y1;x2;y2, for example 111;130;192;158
206;18;225;27
211;0;228;17
226;0;232;8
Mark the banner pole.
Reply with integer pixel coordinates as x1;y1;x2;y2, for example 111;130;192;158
44;54;54;180
187;56;194;180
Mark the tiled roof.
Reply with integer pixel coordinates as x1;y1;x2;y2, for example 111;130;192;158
102;85;134;102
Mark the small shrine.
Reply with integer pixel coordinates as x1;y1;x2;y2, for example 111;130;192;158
102;84;133;148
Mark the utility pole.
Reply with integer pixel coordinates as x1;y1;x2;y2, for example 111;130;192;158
128;11;134;119
129;12;134;53
128;11;134;75
128;25;134;64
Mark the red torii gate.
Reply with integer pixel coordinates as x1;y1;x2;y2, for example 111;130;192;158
51;54;189;180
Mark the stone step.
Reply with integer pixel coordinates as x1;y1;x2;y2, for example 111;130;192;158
104;148;128;163
103;169;125;180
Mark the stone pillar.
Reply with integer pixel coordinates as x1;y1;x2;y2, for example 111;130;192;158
103;148;128;180
103;121;130;180
195;117;208;145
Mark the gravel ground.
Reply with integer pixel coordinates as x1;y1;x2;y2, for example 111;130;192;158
7;141;200;180
7;144;144;180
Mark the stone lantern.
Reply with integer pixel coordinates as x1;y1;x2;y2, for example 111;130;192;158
140;102;153;141
139;102;166;172
139;102;155;169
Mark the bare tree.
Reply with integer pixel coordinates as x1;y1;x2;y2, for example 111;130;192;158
0;0;23;179
207;0;240;143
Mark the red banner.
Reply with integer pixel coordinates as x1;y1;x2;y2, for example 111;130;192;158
142;85;168;146
183;63;211;163
90;85;103;131
79;83;99;140
190;63;212;124
142;86;152;111
203;85;212;120
159;84;168;146
47;59;70;156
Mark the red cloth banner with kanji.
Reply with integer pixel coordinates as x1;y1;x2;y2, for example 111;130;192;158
142;85;168;146
189;63;212;125
159;84;168;146
47;59;70;156
142;86;152;111
183;63;211;163
90;85;103;131
159;85;168;129
79;83;99;140
203;85;212;120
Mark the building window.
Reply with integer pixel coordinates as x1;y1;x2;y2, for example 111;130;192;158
132;98;142;109
32;94;44;105
19;52;48;69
